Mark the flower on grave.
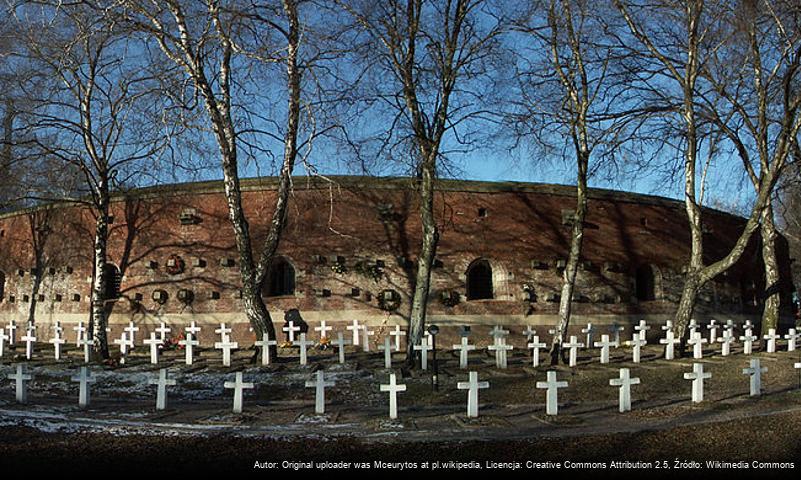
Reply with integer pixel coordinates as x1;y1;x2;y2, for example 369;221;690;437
280;340;293;348
319;336;331;348
330;261;347;274
164;332;184;350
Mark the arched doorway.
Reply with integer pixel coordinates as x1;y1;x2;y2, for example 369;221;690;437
102;263;122;300
635;264;656;301
466;259;493;300
264;257;296;297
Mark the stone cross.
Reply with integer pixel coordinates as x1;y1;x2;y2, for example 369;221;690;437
718;330;735;357
489;326;510;344
8;364;32;403
522;326;537;342
784;329;799;352
21;328;36;360
143;332;162;364
215;323;232;343
413;338;433;370
380;373;406;419
378;337;393;369
0;328;8;357
179;333;199;365
294;333;314;366
527;336;547;367
6;320;16;345
742;358;767;397
185;321;202;337
78;331;92;363
610;323;625;346
155;322;171;343
334;332;351;364
687;331;707;359
563;336;584;367
124;322;140;345
389;325;406;352
744;320;754;331
661;320;673;332
659;330;680;360
763;328;780;353
683;363;712;403
458;325;472;338
215;339;239;367
360;326;375;353
536;371;569;416
224;372;254;414
740;328;758;355
688;319;699;337
49;330;66;361
609;368;640;413
594;335;616;364
73;321;86;347
457;371;489;418
581;323;595;347
113;331;133;364
488;337;513;369
314;320;332;341
707;319;720;344
305;370;335;414
149;368;176;410
26;321;38;336
453;336;476;369
71;366;96;408
254;332;277;366
346;320;362;346
634;320;650;340
626;334;647;363
724;319;735;335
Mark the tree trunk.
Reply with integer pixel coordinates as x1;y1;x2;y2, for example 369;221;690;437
672;273;700;356
89;192;111;360
760;200;780;334
550;170;588;365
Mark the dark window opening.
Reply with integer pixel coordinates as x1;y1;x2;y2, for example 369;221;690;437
0;271;4;301
265;258;295;297
466;259;493;300
478;208;488;218
635;265;656;301
103;263;122;300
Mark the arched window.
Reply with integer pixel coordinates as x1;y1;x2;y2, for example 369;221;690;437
466;259;493;300
102;263;122;300
265;257;295;297
635;264;656;301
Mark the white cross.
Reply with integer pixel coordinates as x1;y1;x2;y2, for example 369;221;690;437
389;325;406;351
113;331;133;364
155;322;171;343
581;323;595;347
453;337;476;369
179;333;199;365
610;323;625;346
215;339;238;367
282;320;301;343
563;335;584;367
378;337;393;369
53;320;63;336
740;328;758;355
346;320;362;346
661;320;674;332
489;325;509;343
724;319;735;334
707;319;719;344
763;328;780;353
0;328;8;358
785;329;799;352
305;371;335;414
413;338;433;370
717;330;735;356
143;332;162;364
149;368;176;410
49;330;66;361
457;371;489;418
488;338;513;369
185;321;202;337
527;336;547;367
609;368;640;413
522;326;537;342
687;331;707;359
626;334;647;363
688;319;699;337
78;331;92;363
26;321;38;336
21;328;37;360
73;321;86;347
683;363;712;403
314;321;332;341
634;320;650;340
594;334;616;364
744;320;754;331
71;366;96;408
224;372;254;414
380;373;406;419
215;323;232;343
8;364;32;403
536;371;569;415
124;322;140;345
659;330;680;360
333;332;351;364
360;325;375;352
742;358;767;397
254;332;277;366
6;320;16;345
293;333;314;366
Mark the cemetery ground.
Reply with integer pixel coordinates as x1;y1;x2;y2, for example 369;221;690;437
2;338;801;473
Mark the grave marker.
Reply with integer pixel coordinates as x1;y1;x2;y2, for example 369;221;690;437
488;338;513;369
523;326;537;342
294;333;314;366
688;319;699;338
610;323;625;346
179;333;199;365
6;320;16;345
453;337;476;369
155;322;171;343
71;366;96;408
594;335;616;364
378;337;393;369
305;370;335;414
581;323;595;347
707;319;719;344
536;371;569;415
0;328;8;357
143;332;162;365
215;339;239;367
314;320;332;341
413;338;433;370
49;330;66;361
347;320;362;346
784;329;799;352
763;328;780;353
254;332;277;366
380;373;406;419
659;330;680;360
634;320;650;340
185;321;202;337
683;363;711;403
124;322;140;345
457;371;489;418
215;323;232;343
609;368;640;412
361;326;375;353
334;332;351;364
563;336;584;367
740;328;758;355
113;331;133;364
389;325;406;352
78;331;92;363
687;331;707;359
742;358;767;397
149;368;176;410
73;321;86;347
21;328;36;360
8;364;32;403
718;330;735;357
224;372;254;414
